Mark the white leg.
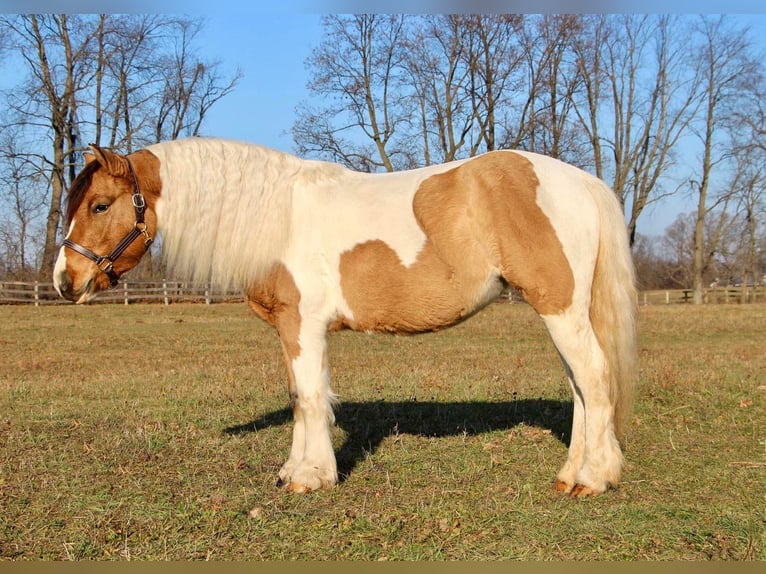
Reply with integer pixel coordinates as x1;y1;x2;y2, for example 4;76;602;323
276;394;306;487
542;309;623;495
277;320;338;492
554;375;586;492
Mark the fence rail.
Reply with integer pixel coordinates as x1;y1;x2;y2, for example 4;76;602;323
639;286;763;305
0;281;763;307
0;280;244;306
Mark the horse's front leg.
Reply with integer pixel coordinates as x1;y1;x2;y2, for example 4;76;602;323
276;318;338;493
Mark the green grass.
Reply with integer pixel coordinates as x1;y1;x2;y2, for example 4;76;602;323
1;301;764;560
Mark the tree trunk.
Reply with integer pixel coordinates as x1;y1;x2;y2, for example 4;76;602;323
40;143;66;278
691;190;707;305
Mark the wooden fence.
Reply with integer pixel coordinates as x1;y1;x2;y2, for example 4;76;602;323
0;281;763;307
0;280;244;306
639;286;763;305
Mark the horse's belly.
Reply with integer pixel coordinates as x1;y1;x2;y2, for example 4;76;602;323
336;238;502;334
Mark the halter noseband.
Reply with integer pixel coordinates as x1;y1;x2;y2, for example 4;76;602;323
62;159;153;288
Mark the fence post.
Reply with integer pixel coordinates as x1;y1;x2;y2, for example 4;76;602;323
34;281;40;307
205;283;211;305
665;290;669;304
123;281;129;305
163;279;169;306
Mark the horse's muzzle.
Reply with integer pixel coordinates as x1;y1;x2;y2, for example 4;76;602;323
54;271;94;304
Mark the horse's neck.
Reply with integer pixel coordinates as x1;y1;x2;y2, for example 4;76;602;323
148;139;296;290
149;138;295;197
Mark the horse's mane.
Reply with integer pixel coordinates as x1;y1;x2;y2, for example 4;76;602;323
148;138;345;291
64;160;101;227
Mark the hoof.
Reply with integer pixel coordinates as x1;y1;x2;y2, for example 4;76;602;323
275;463;337;493
287;481;312;494
275;477;313;493
554;480;604;497
553;479;572;494
275;474;329;493
569;483;599;497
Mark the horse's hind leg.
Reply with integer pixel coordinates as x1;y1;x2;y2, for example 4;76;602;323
553;372;586;493
541;308;623;496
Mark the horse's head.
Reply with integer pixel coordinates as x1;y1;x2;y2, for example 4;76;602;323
54;145;160;303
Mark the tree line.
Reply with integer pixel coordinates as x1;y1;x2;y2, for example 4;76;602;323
1;14;764;303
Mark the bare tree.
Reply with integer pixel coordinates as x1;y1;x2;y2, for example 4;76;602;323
461;14;524;155
0;15;100;277
728;149;766;298
294;15;530;169
688;15;760;304
507;14;585;164
660;210;739;289
292;14;412;172
0;131;48;277
96;15;168;151
572;15;701;245
153;18;242;143
403;15;475;164
728;71;766;298
631;233;668;290
91;15;241;151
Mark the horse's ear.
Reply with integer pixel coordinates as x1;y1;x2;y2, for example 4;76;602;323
88;144;130;178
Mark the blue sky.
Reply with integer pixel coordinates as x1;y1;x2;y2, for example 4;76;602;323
196;14;324;152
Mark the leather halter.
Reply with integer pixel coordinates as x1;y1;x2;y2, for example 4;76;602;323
62;159;153;287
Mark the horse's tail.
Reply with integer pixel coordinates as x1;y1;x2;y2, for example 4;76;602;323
586;175;638;441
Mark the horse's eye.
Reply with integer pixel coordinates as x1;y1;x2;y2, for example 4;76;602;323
92;203;110;215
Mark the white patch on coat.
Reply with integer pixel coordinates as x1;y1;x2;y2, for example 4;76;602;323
53;219;77;296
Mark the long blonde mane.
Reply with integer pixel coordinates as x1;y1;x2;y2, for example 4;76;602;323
148;138;343;290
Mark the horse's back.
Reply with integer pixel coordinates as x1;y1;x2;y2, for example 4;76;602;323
289;150;604;333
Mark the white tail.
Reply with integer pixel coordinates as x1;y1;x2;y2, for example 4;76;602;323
586;176;638;440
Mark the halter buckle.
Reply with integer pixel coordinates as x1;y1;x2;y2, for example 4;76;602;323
132;193;147;211
96;256;114;274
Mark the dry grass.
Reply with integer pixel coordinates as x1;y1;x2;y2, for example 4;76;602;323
0;301;764;560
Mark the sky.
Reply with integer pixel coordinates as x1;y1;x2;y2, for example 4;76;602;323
196;14;324;152
3;1;766;237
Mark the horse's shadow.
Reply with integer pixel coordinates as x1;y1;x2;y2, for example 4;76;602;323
224;398;573;481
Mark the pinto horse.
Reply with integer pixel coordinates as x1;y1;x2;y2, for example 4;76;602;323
53;138;637;497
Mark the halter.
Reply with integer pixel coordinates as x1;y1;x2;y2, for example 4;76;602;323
62;159;153;288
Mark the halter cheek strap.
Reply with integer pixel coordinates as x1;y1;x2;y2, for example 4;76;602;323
62;158;153;288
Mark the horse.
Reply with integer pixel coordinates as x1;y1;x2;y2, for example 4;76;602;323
53;137;637;497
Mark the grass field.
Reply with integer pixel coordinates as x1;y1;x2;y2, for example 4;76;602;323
0;301;764;560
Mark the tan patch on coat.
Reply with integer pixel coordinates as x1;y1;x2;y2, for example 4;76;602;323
338;151;573;331
338;238;479;333
246;263;302;362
